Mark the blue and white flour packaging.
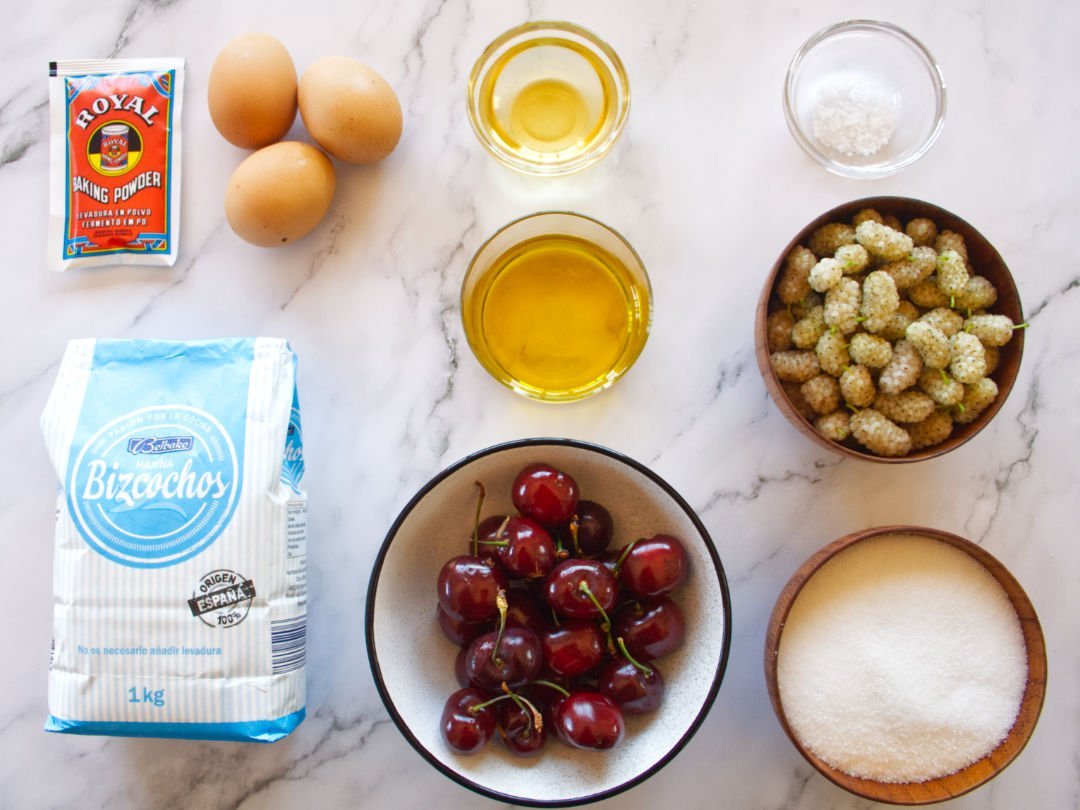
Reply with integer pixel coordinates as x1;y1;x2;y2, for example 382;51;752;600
41;338;307;742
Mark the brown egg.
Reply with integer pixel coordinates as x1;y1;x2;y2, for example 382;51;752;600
209;33;297;148
298;56;402;164
225;141;335;247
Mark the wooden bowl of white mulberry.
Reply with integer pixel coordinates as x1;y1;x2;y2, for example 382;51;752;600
754;196;1024;463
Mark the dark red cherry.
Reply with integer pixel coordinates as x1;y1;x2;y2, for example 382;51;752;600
454;646;470;688
436;604;487;646
614;596;685;661
545;559;618;619
436;555;508;622
554;692;625;750
512;463;580;528
496;698;546;757
599;658;665;714
464;627;543;690
574;500;613;556
471;514;508;563
441;688;496;754
497;516;557;579
505;588;548;636
541;620;605;678
596;549;621;580
620;534;688;598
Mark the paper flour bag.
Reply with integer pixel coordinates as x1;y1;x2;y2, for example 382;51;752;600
41;338;307;742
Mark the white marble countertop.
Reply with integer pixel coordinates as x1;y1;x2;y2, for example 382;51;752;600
2;0;1078;807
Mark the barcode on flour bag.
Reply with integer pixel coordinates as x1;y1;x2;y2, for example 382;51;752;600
40;338;307;742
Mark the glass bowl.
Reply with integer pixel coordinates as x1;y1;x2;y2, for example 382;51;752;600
462;212;652;403
784;20;946;179
466;21;631;175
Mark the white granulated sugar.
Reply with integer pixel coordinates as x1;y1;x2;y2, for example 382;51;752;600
811;75;899;157
777;534;1027;783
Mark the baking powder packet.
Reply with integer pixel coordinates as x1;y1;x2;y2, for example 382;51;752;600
41;338;307;742
47;59;184;270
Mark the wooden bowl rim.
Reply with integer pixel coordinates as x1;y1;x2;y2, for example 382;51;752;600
763;525;1047;805
754;195;1025;463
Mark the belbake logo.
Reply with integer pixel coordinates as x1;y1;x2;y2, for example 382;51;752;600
127;435;194;454
68;406;241;568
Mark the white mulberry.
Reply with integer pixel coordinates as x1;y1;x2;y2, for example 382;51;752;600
840;364;876;407
855;220;914;262
881;246;936;290
824;278;861;334
877;300;920;342
815;411;851;442
936;249;970;297
861;271;900;333
851;409;912;457
908;279;951;309
953;276;998;312
879;339;923;395
790;291;823;321
835;243;870;275
767;309;795;352
777;246;815;304
873;390;937;424
809;257;844;293
906;321;951;369
949;332;987;384
771;350;820;383
919;368;965;407
792;306;827;349
965;314;1017;347
935;230;969;262
955;377;999;425
816;330;850;377
801;374;841;415
809;223;856;258
849;333;893;368
919;307;964;337
909;409;954;450
905;218;938;247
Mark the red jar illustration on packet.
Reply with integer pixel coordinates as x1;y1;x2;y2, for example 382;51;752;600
99;123;130;171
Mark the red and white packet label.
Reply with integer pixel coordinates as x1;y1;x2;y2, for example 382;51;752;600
48;58;184;270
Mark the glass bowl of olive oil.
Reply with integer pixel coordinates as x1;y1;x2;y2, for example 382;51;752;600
462;212;652;402
467;21;631;175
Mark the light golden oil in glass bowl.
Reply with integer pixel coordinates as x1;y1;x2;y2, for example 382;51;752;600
462;218;651;402
468;22;630;175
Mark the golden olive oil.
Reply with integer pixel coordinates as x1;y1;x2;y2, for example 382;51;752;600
464;234;650;401
477;38;618;165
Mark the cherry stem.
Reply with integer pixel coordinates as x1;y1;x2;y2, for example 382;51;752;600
502;682;544;734
568;515;581;557
491;589;508;668
471;482;486;557
616;636;653;677
527;678;570;698
614;538;640;573
577;581;611;632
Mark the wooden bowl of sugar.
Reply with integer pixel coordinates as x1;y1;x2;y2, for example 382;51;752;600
764;526;1046;804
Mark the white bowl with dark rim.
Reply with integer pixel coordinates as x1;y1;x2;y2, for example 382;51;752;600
365;438;732;807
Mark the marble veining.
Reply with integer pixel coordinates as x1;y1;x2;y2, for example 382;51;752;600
2;0;1078;807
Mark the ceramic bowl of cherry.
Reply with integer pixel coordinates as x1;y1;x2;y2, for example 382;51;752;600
366;438;732;807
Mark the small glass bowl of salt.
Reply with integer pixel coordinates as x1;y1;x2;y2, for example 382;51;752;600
784;20;946;179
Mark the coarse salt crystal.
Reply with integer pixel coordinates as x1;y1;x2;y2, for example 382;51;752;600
811;75;899;157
